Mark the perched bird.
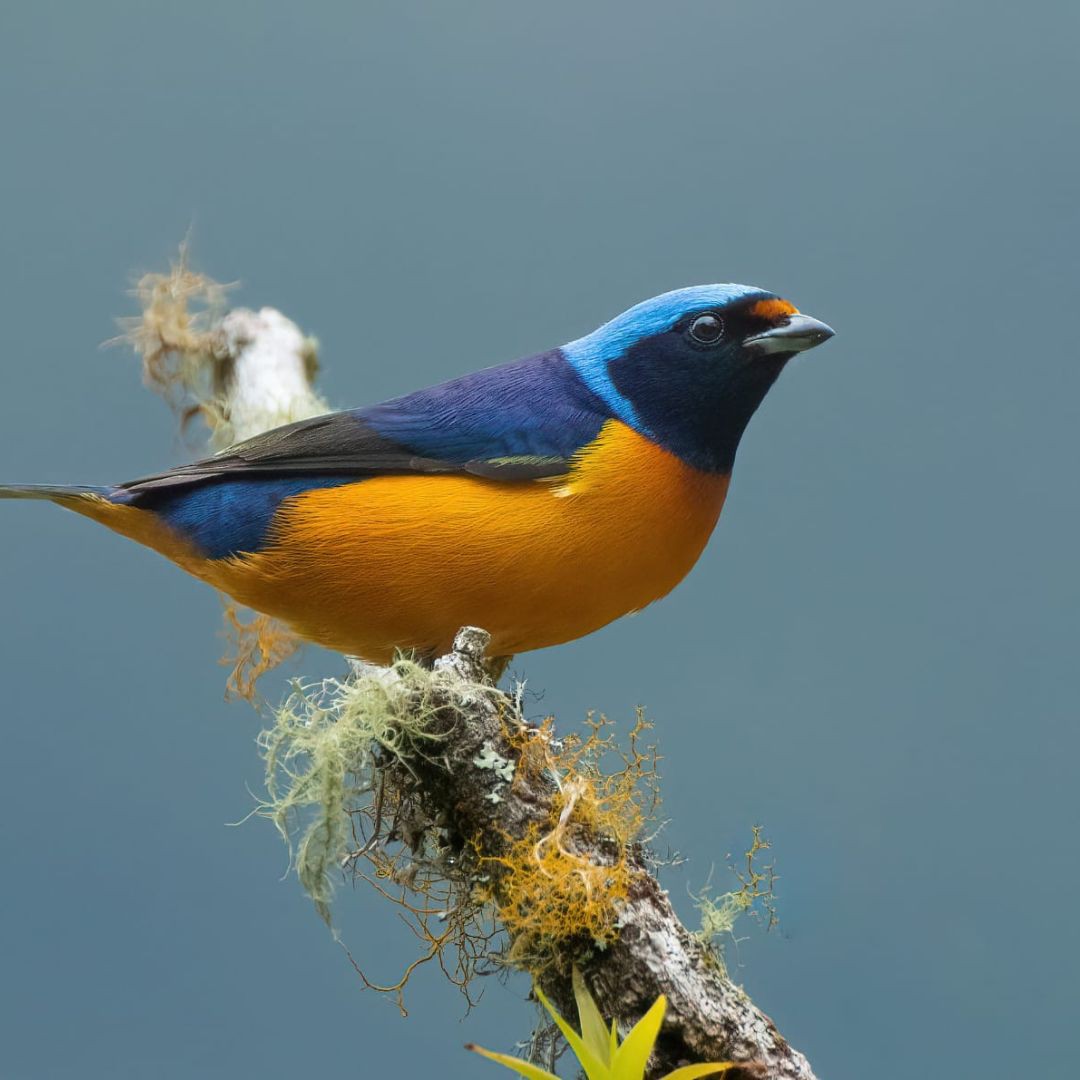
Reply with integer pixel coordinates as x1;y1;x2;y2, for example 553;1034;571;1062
0;286;833;663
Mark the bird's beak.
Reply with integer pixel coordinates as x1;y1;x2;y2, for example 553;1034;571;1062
745;313;835;355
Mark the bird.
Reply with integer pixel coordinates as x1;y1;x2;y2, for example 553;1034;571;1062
1;285;833;664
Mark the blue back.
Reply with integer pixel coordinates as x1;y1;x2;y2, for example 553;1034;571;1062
145;349;609;559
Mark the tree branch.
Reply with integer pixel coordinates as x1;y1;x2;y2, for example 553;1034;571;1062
414;628;815;1080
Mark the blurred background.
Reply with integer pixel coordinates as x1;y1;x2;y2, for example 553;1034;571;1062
1;2;1077;1077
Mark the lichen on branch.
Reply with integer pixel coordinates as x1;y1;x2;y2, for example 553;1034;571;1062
477;711;660;973
257;648;663;1006
259;656;489;922
115;244;329;694
256;629;814;1076
114;242;327;449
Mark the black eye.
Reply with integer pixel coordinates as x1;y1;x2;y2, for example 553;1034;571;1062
689;313;724;344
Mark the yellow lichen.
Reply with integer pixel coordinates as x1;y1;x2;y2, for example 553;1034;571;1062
220;598;301;701
477;711;660;973
480;795;634;966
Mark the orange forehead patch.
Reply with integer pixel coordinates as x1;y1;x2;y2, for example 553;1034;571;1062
750;298;798;320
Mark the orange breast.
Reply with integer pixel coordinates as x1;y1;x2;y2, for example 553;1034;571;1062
85;421;730;661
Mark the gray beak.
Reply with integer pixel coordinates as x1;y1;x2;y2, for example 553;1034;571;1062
745;313;835;355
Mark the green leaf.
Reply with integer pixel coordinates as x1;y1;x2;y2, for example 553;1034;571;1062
573;967;614;1067
466;1043;561;1080
469;984;730;1080
611;994;667;1080
661;1063;735;1080
535;988;610;1080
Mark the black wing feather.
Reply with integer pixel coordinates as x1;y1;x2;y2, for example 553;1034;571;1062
120;410;571;496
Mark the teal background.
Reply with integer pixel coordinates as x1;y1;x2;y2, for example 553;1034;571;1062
0;2;1077;1078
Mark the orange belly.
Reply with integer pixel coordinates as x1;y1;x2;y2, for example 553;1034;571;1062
82;421;730;661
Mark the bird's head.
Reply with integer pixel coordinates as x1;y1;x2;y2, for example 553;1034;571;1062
562;285;834;473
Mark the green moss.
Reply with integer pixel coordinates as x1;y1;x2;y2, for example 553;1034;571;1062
694;890;751;977
258;657;490;922
693;826;778;976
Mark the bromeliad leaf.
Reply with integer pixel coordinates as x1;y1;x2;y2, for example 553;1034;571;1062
573;966;614;1068
535;987;608;1080
611;993;667;1080
662;1065;735;1079
466;1044;560;1080
468;969;734;1080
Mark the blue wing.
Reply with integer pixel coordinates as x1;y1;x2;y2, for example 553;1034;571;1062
120;348;609;558
357;348;608;470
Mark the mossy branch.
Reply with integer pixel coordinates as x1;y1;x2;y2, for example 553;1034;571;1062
259;631;815;1079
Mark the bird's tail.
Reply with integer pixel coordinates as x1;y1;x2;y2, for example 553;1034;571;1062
0;483;115;498
0;483;116;505
0;481;204;570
